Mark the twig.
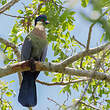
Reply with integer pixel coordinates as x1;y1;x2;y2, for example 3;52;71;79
92;81;100;103
80;57;85;70
1;0;46;18
72;36;96;70
1;0;62;19
0;0;20;14
0;37;20;60
86;23;94;50
48;97;61;107
75;99;101;110
75;79;92;107
18;43;23;46
72;35;86;48
75;58;101;107
31;0;52;17
86;9;110;50
36;78;89;86
63;93;69;105
0;97;13;110
2;12;25;18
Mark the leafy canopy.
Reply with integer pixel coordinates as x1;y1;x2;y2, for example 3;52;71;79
1;0;110;109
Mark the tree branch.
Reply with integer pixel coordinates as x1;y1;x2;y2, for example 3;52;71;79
72;35;86;48
36;78;89;86
86;9;110;50
75;99;100;110
0;37;22;85
0;41;110;82
0;0;20;14
60;42;110;67
2;12;25;18
0;37;20;59
48;97;61;107
1;0;51;18
1;60;110;82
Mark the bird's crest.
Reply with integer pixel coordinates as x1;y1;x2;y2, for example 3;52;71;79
35;15;49;26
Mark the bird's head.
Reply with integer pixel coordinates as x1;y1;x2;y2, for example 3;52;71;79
35;15;49;26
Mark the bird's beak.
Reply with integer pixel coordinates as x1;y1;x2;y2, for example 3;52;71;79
45;20;49;24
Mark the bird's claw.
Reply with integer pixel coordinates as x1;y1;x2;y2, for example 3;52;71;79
29;58;36;72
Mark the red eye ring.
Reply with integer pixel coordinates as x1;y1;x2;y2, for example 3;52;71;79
41;19;44;22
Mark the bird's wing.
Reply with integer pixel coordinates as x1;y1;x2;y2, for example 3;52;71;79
41;45;48;62
21;37;32;61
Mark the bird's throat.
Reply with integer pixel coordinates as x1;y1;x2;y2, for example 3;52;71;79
32;22;46;39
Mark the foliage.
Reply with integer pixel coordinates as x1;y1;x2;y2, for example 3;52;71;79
0;0;7;5
1;0;110;109
81;0;89;7
0;80;15;110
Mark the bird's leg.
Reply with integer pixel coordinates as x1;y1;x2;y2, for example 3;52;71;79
29;58;36;72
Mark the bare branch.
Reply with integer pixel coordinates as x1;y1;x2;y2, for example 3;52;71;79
80;57;85;70
86;9;110;50
72;35;86;48
86;23;94;50
0;0;20;14
75;99;101;110
36;78;89;86
48;97;61;107
2;12;25;18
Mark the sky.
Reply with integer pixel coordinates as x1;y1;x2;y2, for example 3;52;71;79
0;0;104;110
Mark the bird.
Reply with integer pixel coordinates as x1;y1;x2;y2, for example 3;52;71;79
18;15;49;107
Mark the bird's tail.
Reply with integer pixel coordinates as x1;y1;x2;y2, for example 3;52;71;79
18;71;39;107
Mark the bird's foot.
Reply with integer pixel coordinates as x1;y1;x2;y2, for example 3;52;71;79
29;58;36;72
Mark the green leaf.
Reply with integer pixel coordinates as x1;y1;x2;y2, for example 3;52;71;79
11;24;18;34
63;85;71;95
26;10;33;15
60;39;65;43
52;78;57;82
81;0;89;7
2;0;7;5
68;24;75;31
5;92;12;97
10;80;15;83
19;36;24;41
4;58;10;64
106;100;110;104
2;87;8;91
45;58;48;62
61;105;66;109
100;33;104;43
44;71;49;76
17;10;24;14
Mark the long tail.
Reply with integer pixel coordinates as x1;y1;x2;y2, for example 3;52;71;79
18;71;39;107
